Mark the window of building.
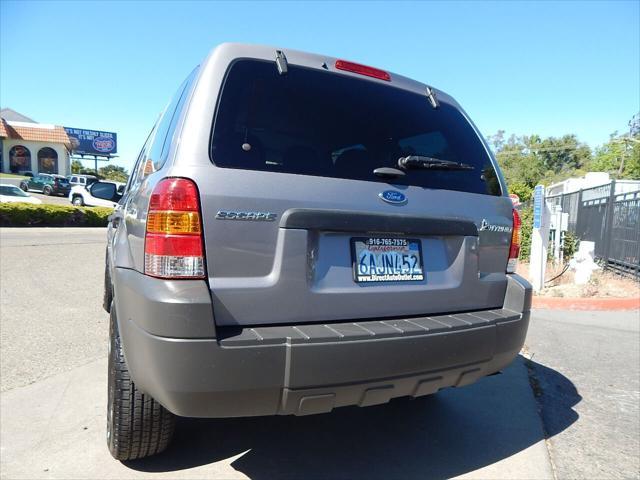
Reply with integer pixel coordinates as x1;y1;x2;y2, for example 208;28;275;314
9;145;31;173
38;147;58;174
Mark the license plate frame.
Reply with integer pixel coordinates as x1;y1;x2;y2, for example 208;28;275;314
350;237;425;283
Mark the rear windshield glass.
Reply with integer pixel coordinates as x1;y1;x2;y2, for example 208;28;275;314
211;59;501;196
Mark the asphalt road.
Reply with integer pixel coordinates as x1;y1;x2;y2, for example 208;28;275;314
0;227;638;479
0;228;108;392
526;309;640;479
0;177;23;188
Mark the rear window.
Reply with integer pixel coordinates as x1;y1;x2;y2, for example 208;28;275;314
211;59;501;196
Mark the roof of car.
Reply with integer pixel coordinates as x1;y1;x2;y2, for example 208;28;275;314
203;43;457;106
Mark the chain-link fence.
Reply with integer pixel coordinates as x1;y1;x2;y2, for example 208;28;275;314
547;181;640;278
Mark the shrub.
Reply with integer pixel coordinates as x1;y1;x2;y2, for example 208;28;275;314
0;203;113;227
562;231;579;261
509;182;534;205
518;205;533;261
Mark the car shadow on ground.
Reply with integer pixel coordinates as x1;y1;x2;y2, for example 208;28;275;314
125;357;580;479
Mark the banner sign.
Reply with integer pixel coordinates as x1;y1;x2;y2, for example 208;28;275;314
64;127;117;156
533;185;544;229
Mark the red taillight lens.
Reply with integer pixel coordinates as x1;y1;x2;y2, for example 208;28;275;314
335;60;391;81
507;209;522;273
149;178;199;211
144;178;205;279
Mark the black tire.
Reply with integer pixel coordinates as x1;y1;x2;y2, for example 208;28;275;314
20;183;28;192
72;195;84;207
107;304;175;460
43;186;52;196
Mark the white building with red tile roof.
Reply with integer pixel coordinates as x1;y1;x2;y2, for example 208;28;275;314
0;109;72;176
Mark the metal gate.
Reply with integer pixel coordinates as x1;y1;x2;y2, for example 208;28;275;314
547;181;640;278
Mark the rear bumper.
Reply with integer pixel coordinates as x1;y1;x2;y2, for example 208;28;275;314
114;268;531;418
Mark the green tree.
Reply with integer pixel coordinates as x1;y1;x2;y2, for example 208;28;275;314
588;132;640;179
98;164;129;183
534;134;591;175
508;182;534;203
71;160;84;174
487;133;544;188
487;132;592;189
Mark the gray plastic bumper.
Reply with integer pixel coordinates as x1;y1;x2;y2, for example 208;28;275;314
114;268;532;418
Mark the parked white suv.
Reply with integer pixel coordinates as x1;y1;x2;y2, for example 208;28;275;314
69;181;124;208
68;174;98;187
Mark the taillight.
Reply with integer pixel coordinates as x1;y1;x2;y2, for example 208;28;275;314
335;60;391;81
144;178;205;279
507;209;522;273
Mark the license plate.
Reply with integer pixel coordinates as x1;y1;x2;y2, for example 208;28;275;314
351;237;424;283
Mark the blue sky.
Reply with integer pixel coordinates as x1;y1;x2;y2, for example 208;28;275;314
1;1;638;172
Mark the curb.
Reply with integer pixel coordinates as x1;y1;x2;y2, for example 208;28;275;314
532;296;639;311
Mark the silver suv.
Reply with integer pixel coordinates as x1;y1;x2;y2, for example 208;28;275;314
105;43;531;460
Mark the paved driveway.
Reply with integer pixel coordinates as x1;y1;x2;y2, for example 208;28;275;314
26;192;72;206
1;227;637;479
526;309;640;479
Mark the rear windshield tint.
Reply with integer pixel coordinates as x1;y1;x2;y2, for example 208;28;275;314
211;59;501;196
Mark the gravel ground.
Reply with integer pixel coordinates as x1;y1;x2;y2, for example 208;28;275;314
0;228;108;391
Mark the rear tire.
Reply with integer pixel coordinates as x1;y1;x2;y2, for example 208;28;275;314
43;186;52;196
72;195;84;206
107;303;175;460
20;183;28;192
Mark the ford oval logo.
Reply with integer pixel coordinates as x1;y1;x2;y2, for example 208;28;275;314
379;190;407;205
92;136;115;153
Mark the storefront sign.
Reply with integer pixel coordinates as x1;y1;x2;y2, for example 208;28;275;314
64;127;117;156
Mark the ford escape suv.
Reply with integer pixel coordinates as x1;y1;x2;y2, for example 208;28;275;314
104;43;531;460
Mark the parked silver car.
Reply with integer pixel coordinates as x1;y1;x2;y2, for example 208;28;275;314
104;43;531;460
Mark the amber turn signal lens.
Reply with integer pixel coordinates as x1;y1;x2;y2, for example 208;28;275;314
146;211;201;235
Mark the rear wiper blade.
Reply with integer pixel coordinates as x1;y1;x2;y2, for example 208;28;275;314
398;155;474;171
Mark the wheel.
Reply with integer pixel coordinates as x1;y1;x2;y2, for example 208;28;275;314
107;303;175;460
42;186;52;196
20;183;28;192
72;195;84;207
